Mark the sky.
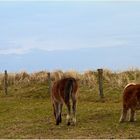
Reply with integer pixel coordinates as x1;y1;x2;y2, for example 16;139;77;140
0;1;140;72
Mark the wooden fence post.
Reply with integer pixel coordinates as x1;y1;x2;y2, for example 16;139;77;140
97;69;104;98
4;70;8;95
47;72;51;94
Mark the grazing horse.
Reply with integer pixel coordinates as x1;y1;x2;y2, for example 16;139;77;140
119;83;140;123
51;77;78;125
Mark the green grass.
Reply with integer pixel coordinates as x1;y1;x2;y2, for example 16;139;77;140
0;83;140;139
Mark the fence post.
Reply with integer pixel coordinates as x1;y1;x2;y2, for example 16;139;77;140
97;69;104;98
47;72;51;94
4;70;8;95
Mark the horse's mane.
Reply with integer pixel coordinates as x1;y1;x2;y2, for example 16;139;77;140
124;83;136;89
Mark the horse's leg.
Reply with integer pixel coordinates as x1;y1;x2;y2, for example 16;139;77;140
66;101;71;125
54;102;60;125
71;93;77;125
129;95;139;122
59;104;63;123
129;108;136;122
119;107;128;123
53;103;56;119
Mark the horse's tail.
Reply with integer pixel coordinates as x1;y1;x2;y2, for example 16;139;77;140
64;79;73;103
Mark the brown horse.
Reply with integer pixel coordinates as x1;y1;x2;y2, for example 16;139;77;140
51;77;78;125
119;83;140;123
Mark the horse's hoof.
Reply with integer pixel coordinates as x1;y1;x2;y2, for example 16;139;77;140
119;121;124;123
56;120;60;125
72;118;76;125
119;118;125;123
129;119;136;122
71;123;76;126
67;122;70;126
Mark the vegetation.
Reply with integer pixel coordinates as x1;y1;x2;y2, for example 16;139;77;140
0;69;140;138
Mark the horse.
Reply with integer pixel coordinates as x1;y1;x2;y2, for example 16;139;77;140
51;77;78;125
119;83;140;123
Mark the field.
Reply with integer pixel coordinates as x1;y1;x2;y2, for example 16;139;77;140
0;69;140;138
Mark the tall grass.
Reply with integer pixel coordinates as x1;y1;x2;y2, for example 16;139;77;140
0;69;140;89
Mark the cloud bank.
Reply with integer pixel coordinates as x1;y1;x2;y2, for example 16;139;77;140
0;36;129;55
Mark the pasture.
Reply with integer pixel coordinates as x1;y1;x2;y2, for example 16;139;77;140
0;69;140;138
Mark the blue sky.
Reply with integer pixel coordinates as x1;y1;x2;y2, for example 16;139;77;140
0;1;140;72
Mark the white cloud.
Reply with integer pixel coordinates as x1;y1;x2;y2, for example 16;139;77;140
0;47;29;55
0;40;34;55
0;36;133;55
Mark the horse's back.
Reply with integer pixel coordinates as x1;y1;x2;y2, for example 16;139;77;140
124;83;140;94
123;83;140;109
51;77;78;103
124;83;136;89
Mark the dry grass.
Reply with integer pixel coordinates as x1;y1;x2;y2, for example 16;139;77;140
0;69;140;88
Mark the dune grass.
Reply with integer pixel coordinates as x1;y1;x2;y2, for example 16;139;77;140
0;82;140;139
